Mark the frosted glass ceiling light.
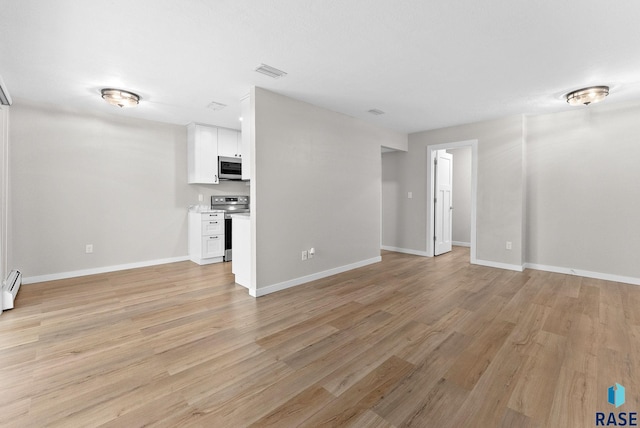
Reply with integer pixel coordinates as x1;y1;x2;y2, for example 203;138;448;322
101;88;140;108
566;86;609;106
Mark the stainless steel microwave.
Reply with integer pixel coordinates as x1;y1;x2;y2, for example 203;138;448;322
218;156;242;180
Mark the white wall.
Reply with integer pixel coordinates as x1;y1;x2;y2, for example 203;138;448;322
10;99;248;280
447;147;471;244
526;100;640;279
253;88;406;291
382;115;525;268
382;100;640;283
13;93;639;288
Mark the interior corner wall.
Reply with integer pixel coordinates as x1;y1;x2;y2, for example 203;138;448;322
382;115;525;267
526;100;640;279
9;99;244;280
381;150;404;250
253;88;406;290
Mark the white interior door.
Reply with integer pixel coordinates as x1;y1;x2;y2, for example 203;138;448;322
434;150;453;256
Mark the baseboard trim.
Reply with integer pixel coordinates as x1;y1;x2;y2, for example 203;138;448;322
22;256;191;284
452;241;471;248
473;258;524;272
254;256;382;297
380;246;429;257
524;263;640;286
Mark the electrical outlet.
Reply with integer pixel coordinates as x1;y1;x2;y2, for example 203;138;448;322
85;244;93;254
301;250;308;261
198;194;203;202
506;241;512;250
408;192;413;199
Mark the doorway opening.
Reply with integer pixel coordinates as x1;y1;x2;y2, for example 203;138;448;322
426;140;478;263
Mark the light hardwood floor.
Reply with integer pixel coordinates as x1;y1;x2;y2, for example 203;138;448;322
1;247;639;427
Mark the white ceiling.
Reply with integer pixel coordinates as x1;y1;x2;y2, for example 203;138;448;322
2;0;640;134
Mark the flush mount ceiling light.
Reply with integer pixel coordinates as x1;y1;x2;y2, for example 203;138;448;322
254;63;287;79
566;86;609;106
101;88;140;108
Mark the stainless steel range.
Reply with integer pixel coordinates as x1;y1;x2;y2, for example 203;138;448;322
211;195;249;261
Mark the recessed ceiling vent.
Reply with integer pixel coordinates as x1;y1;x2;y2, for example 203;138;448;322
207;101;227;111
368;109;385;115
255;64;287;79
0;75;12;106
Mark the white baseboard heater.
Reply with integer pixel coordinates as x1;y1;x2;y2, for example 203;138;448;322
2;270;22;310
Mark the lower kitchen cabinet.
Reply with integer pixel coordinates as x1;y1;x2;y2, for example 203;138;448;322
188;211;225;264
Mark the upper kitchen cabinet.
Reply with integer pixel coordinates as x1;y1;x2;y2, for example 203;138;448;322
217;128;242;159
187;123;219;184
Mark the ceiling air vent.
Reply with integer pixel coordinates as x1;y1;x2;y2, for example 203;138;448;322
207;101;227;111
255;64;287;79
0;75;12;106
368;109;385;115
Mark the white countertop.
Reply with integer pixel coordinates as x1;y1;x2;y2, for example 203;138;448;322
229;213;250;219
188;206;225;213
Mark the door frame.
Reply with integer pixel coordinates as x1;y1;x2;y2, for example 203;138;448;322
426;139;478;263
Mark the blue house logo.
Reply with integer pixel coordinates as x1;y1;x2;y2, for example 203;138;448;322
597;383;637;426
609;383;626;408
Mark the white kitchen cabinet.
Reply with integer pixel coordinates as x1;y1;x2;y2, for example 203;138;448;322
202;234;224;259
188;211;225;264
217;128;241;159
187;123;219;184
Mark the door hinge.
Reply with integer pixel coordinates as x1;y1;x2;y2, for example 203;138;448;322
434;158;438;166
434;235;437;242
434;197;437;204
